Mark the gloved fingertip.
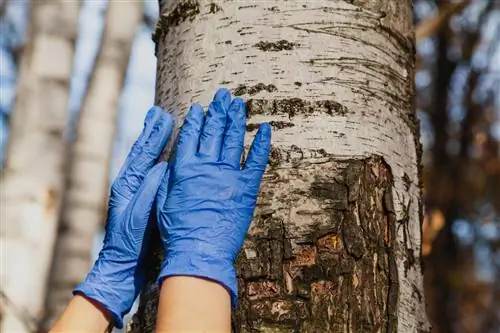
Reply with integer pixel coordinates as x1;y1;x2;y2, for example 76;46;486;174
187;103;204;119
160;111;175;136
245;124;272;171
137;107;162;143
147;111;175;149
229;97;244;111
144;106;161;124
257;123;272;139
214;87;231;107
143;107;167;138
132;161;169;215
150;105;165;113
120;107;165;178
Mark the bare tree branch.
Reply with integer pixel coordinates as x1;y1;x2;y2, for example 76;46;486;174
416;0;470;43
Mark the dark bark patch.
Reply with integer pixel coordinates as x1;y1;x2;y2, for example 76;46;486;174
269;121;294;130
265;146;333;170
310;177;349;210
238;4;257;10
246;123;260;132
237;27;253;36
417;325;432;333
268;145;282;168
246;99;349;119
209;2;222;13
152;0;200;46
233;155;400;332
342;210;365;259
254;40;296;51
234;83;277;96
403;172;411;191
246;121;294;132
237;217;286;282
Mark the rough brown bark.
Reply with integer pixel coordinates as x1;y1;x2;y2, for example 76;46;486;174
130;1;428;332
232;156;400;332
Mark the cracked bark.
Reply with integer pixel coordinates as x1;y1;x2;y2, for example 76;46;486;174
130;1;428;332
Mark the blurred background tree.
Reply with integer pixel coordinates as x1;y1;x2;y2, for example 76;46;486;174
414;1;500;332
0;0;498;332
42;1;143;329
0;1;80;331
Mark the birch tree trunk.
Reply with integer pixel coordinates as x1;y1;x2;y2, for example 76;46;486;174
131;1;429;332
41;1;143;329
0;2;80;332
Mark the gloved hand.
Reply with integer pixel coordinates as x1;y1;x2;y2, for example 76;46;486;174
74;106;173;328
156;88;272;308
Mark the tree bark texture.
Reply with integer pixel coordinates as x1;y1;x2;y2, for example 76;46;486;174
41;2;143;329
0;1;80;332
131;1;429;332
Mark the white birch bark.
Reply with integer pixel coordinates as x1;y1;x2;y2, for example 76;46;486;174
0;1;81;332
132;0;430;332
41;1;143;329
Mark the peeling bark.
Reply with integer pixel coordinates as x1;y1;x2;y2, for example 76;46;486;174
131;1;428;332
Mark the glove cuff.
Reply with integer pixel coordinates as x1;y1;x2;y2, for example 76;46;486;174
73;261;137;329
157;250;238;308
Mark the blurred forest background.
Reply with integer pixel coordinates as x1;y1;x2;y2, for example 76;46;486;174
0;0;498;332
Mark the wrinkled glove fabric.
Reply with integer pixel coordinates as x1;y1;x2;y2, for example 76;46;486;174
157;88;272;308
74;107;173;328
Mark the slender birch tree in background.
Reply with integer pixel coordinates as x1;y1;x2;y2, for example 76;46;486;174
0;1;81;332
131;0;429;332
41;1;143;329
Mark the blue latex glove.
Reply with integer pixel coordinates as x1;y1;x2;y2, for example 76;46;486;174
156;88;272;307
74;106;173;328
